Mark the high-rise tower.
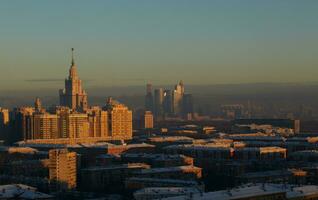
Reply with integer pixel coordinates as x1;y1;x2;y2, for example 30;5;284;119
154;88;164;117
172;80;185;115
145;83;154;112
59;48;88;112
49;149;77;190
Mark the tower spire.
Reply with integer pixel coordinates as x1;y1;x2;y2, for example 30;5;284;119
71;48;75;66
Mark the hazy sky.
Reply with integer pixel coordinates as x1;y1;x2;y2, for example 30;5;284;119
0;0;318;90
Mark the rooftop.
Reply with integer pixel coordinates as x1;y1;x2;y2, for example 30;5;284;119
136;165;201;174
162;183;318;200
82;163;150;171
134;187;200;196
0;184;53;199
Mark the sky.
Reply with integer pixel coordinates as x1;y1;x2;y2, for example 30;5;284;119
0;0;318;91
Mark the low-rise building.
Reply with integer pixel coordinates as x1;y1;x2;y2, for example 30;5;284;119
133;165;202;181
121;153;193;167
162;183;318;200
134;187;200;200
80;163;150;192
125;177;204;191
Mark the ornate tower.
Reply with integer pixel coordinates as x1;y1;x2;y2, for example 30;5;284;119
59;48;88;111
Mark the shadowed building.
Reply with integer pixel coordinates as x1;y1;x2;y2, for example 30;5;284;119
145;83;154;112
154;88;164;117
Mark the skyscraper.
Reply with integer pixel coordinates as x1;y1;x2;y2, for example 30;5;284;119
154;88;164;117
163;90;173;115
145;83;154;112
172;81;185;115
59;48;88;112
49;149;77;190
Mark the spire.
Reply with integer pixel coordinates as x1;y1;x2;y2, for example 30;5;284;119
69;48;78;79
71;48;75;66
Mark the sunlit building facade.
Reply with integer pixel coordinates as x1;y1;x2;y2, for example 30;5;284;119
49;149;77;190
59;48;88;112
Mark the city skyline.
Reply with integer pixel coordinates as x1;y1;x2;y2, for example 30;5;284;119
2;2;318;198
1;0;318;91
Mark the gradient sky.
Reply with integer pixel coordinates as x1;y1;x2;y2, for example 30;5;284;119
0;0;318;90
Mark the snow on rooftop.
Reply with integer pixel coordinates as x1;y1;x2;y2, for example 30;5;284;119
162;184;318;200
137;165;201;174
149;136;194;142
127;177;198;185
162;183;285;200
4;147;39;154
134;187;200;196
0;184;53;199
122;153;187;160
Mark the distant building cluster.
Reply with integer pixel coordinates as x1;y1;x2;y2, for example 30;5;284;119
145;81;194;120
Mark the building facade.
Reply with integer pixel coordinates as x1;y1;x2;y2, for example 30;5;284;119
49;149;77;190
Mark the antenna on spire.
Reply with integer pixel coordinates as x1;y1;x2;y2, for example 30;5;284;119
71;48;75;65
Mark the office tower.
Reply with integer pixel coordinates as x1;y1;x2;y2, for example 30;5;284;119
49;149;77;190
172;81;185;115
182;94;194;116
163;90;173;115
32;113;58;139
142;111;154;129
34;97;42;113
104;97;132;140
154;88;164;117
59;48;88;112
0;108;9;141
145;83;154;112
172;90;182;115
88;107;108;137
178;80;185;95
